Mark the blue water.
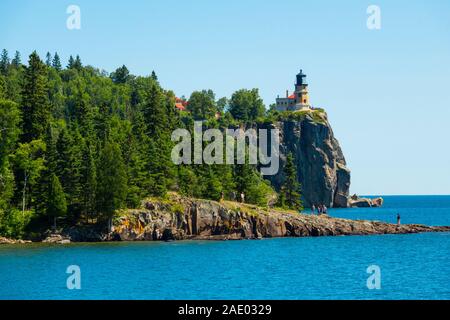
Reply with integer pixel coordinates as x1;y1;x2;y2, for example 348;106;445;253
0;196;449;300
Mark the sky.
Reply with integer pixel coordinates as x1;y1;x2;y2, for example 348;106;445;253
1;0;450;195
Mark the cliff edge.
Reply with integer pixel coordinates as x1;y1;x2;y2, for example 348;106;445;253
264;110;351;208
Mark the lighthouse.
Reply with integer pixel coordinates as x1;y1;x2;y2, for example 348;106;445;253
275;69;312;112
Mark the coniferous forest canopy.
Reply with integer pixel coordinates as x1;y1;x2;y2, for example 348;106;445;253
0;49;302;239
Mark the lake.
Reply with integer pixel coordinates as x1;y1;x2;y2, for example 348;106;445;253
1;195;449;300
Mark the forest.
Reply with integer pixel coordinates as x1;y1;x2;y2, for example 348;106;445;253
0;49;302;239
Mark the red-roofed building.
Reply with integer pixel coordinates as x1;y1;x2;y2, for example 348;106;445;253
174;97;188;111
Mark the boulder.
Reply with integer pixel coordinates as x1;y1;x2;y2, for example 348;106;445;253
42;234;71;244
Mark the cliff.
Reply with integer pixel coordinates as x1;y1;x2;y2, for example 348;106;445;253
264;110;351;208
105;194;449;242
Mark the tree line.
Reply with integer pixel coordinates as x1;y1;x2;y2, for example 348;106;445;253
0;49;302;238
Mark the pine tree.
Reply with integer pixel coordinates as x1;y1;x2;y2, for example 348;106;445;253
143;84;168;137
0;100;21;212
11;51;21;68
279;153;302;211
71;79;93;136
56;127;82;218
34;125;58;216
0;49;9;75
73;55;82;70
0;75;5;99
96;140;127;230
80;141;97;221
21;51;51;143
52;52;62;71
151;70;158;81
111;65;130;84
45;52;52;66
67;55;75;69
47;173;67;230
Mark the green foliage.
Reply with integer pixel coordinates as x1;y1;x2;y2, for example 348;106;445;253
46;174;67;226
12;140;46;214
96;140;128;219
228;89;265;122
52;52;61;71
0;49;9;75
0;49;311;238
21;51;51;142
0;100;21;166
111;65;131;84
187;90;217;120
0;208;34;239
278;153;303;211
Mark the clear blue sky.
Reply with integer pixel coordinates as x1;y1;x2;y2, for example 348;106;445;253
1;0;450;195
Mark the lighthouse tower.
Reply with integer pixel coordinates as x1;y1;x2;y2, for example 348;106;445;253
295;69;310;107
275;69;312;111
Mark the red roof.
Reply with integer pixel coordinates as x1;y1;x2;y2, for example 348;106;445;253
288;94;295;99
175;103;186;111
174;97;188;111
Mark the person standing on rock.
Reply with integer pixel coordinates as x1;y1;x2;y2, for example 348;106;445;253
397;213;401;226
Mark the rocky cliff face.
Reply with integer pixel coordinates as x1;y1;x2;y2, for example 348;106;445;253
110;195;448;241
263;111;351;208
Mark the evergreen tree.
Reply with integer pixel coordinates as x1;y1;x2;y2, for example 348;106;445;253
0;49;9;75
0;75;5;99
45;52;52;66
0;100;20;213
67;55;75;69
73;55;82;70
151;70;158;81
47;173;67;230
71;79;93;136
111;65;130;84
52;52;62;71
11;51;21;68
278;153;302;211
96;140;127;230
80;141;97;221
34;125;58;216
56;127;83;218
21;51;51;142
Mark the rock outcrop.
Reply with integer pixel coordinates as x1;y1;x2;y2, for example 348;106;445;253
111;195;449;241
0;236;32;244
349;195;384;208
42;234;71;244
264;111;351;208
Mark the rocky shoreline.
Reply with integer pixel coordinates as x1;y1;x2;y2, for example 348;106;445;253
2;195;449;244
110;195;449;241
